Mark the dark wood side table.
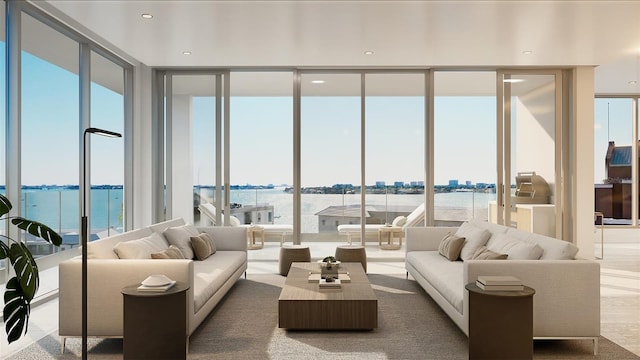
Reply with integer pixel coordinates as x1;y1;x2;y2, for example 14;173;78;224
122;281;189;360
465;282;536;360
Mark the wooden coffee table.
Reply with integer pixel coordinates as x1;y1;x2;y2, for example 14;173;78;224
278;262;377;330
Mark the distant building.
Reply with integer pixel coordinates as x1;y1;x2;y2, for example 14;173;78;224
448;180;459;187
410;181;424;187
465;180;472;186
375;181;385;187
394;181;404;188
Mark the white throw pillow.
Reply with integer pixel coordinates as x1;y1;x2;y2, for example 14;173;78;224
487;233;544;260
229;215;242;226
455;222;491;261
392;216;407;227
113;232;169;259
163;224;199;259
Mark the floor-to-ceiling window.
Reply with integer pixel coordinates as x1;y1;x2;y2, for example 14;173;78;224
434;71;497;225
365;73;424;227
0;1;6;276
0;2;132;283
300;73;362;240
20;13;79;256
496;72;562;238
90;51;125;236
594;97;638;226
230;72;293;230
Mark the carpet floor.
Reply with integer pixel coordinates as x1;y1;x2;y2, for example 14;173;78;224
9;273;639;359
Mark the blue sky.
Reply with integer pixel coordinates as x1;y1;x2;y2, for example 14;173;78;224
4;50;628;188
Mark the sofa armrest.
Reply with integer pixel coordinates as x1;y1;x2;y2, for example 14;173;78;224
59;258;194;337
405;226;459;252
463;259;600;337
197;226;248;251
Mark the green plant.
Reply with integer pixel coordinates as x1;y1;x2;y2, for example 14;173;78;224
0;193;62;343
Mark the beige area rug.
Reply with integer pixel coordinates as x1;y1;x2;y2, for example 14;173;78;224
9;273;640;359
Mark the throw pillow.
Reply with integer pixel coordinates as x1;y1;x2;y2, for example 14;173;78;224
190;232;217;260
229;215;242;226
391;215;407;227
163;224;199;259
470;245;508;260
151;245;186;259
455;222;491;261
113;232;169;259
438;232;465;261
487;233;544;260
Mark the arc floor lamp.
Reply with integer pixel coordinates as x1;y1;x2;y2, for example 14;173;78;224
82;127;122;359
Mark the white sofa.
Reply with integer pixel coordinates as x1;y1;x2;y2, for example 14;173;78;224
405;219;601;354
58;218;247;351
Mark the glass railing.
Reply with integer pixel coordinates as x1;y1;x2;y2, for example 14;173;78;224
17;187;123;258
193;186;496;238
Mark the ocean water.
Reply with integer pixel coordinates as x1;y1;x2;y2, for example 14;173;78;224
16;188;496;236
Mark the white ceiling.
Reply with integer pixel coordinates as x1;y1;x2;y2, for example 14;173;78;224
38;0;640;94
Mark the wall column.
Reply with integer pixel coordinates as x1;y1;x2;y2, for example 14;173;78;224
571;66;595;259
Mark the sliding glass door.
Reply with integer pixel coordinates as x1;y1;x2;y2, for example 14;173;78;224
497;71;562;238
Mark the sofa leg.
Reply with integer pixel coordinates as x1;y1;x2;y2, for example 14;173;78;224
406;271;408;279
244;271;247;279
60;337;66;354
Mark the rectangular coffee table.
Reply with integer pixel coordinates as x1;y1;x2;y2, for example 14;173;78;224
278;262;377;330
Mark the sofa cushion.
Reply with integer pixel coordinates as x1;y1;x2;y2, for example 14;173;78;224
406;251;464;314
192;251;247;313
487;233;543;260
191;232;217;260
163;224;199;259
456;222;491;261
113;232;169;259
86;228;153;259
469;218;510;243
504;228;579;260
438;233;465;261
471;245;508;260
151;245;186;259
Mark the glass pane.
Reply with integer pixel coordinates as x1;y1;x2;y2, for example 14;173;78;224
189;76;218;226
505;74;556;236
365;73;424;235
171;74;218;224
90;51;125;238
230;72;293;237
435;72;497;225
301;73;361;240
21;14;79;256
594;98;634;225
0;2;6;273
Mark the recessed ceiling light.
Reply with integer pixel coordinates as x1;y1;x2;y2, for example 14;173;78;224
141;13;153;19
364;50;374;55
522;50;533;55
182;51;192;55
629;80;638;85
311;80;325;84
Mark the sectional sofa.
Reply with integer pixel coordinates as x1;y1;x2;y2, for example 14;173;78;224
405;219;601;354
58;218;247;351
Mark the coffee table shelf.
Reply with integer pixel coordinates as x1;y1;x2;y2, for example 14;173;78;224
278;262;377;330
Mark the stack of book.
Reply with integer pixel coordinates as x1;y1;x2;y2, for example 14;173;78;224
476;275;523;291
319;278;342;289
